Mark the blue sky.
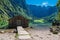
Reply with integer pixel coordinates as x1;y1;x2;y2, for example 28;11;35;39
26;0;58;6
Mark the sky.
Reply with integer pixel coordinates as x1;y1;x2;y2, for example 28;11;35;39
26;0;58;6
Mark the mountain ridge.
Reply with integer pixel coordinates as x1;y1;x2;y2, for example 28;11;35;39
27;5;57;19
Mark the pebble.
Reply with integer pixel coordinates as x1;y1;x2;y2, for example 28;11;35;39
48;34;51;35
0;33;16;40
40;37;43;39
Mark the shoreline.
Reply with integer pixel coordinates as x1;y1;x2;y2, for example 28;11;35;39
25;27;60;40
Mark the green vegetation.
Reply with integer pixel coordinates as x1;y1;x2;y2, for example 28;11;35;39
0;0;32;28
0;14;9;28
34;19;45;23
15;33;19;38
0;0;60;28
56;0;60;20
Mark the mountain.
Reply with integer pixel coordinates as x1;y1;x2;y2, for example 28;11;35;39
0;0;32;28
27;5;57;19
0;0;58;28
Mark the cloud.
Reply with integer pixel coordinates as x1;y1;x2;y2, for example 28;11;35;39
41;2;48;7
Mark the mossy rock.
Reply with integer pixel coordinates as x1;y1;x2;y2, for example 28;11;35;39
50;28;58;34
52;31;58;34
50;28;53;32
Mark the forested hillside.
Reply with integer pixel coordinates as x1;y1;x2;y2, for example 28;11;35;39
0;0;32;28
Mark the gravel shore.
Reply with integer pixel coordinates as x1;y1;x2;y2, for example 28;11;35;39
0;33;16;40
25;28;60;40
0;28;60;40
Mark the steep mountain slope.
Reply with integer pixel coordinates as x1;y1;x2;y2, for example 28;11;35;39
0;0;32;28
